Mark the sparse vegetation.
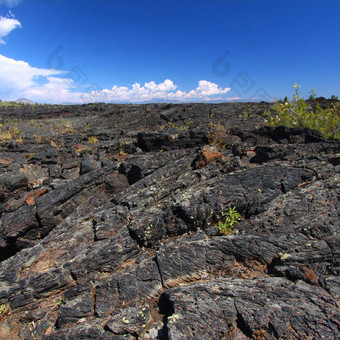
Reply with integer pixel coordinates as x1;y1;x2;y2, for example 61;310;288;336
265;83;340;140
50;140;58;148
34;135;43;143
59;118;74;133
88;136;99;144
185;118;193;129
242;109;249;118
216;207;241;235
75;146;92;154
167;121;176;129
55;297;65;308
0;303;10;320
16;136;23;144
0;126;22;143
13;127;20;136
0;130;13;142
0;101;24;107
161;118;193;130
208;122;230;149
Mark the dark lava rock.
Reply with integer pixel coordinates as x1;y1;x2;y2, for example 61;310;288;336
0;102;339;339
160;277;339;339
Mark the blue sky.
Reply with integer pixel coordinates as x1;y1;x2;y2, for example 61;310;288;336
0;0;339;103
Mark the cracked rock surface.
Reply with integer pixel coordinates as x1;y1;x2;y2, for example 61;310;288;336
0;102;339;339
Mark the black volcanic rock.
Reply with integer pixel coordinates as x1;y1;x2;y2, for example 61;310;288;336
0;102;339;339
160;277;339;339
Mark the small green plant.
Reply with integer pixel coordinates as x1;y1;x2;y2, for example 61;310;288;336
16;136;23;144
88;136;98;144
186;118;193;129
265;83;340;140
55;297;65;308
308;89;316;101
167;121;176;129
242;108;250;118
13;127;20;136
0;303;10;319
216;207;241;235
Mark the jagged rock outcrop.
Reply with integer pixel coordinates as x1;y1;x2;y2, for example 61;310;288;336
0;102;339;339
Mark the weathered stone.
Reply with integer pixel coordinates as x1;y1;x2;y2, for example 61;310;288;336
161;277;339;339
1;204;38;239
194;145;223;168
1;172;28;192
106;304;151;336
80;156;100;175
0;102;338;339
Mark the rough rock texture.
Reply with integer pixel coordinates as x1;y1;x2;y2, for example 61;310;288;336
0;102;339;339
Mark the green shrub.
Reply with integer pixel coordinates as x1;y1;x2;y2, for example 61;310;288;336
0;303;10;319
265;83;340;140
216;207;241;235
208;122;230;149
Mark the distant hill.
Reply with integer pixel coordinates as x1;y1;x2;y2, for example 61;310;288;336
14;98;36;104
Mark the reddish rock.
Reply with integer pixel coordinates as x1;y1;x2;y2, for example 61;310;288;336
25;194;35;206
196;145;223;168
34;188;48;198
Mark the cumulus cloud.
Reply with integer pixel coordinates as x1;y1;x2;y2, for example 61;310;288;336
0;0;23;8
98;79;179;102
0;54;231;103
95;80;231;103
195;80;230;96
0;14;21;44
0;54;63;88
0;54;67;100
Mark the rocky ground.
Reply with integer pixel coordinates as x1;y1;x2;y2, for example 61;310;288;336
0;102;339;339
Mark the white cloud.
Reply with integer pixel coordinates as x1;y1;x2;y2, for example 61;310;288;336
0;0;23;8
0;14;21;44
0;54;232;103
195;80;230;96
202;97;223;101
226;97;241;101
0;54;67;100
0;54;63;88
144;79;177;92
93;80;230;103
